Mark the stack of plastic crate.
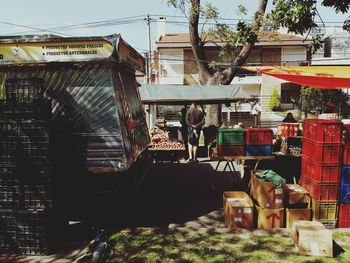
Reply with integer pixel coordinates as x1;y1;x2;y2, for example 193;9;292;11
339;124;350;228
0;78;62;255
245;128;273;156
300;119;343;228
217;128;245;156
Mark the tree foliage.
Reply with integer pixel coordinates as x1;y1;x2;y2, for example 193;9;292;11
322;0;350;13
165;0;350;87
165;0;350;125
300;86;322;113
268;88;281;111
269;0;317;35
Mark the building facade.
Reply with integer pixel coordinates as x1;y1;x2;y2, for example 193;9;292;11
152;32;312;126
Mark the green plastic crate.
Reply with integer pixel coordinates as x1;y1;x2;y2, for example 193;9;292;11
217;128;245;146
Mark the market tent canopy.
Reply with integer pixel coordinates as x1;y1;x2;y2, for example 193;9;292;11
139;84;259;105
245;66;350;89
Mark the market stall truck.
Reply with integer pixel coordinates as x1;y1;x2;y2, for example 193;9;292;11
0;34;150;255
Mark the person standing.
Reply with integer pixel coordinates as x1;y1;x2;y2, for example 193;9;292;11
185;102;205;163
180;106;189;156
282;112;297;123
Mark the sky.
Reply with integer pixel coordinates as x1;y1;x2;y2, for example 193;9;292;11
0;0;349;55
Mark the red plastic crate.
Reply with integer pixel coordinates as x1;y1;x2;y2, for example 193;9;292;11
303;119;342;143
245;128;273;145
338;203;350;228
301;156;340;183
343;143;350;165
217;145;245;156
343;124;350;143
302;138;342;164
299;175;339;201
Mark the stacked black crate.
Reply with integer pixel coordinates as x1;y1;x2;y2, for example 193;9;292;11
0;78;61;255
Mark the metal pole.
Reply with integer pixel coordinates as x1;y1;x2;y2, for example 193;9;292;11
146;14;152;84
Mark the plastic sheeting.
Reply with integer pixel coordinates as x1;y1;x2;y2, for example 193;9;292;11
246;66;350;89
139;84;259;105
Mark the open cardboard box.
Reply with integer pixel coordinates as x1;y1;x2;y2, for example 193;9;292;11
291;220;333;257
223;191;254;229
250;170;285;209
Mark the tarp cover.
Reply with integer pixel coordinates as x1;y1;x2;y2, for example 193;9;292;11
139;84;258;104
250;66;350;89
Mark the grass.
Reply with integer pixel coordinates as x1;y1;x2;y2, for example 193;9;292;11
105;228;350;263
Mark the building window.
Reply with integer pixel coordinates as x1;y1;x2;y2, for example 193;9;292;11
281;83;300;103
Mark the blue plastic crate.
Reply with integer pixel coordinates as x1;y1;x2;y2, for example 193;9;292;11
246;145;273;156
341;166;350;203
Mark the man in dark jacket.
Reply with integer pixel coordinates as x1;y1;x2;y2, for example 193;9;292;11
185;102;205;163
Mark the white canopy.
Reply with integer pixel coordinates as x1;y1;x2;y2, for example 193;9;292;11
139;84;259;105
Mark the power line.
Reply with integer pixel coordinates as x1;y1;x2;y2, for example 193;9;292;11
131;48;350;65
1;13;349;37
1;18;145;36
0;20;74;37
149;14;348;25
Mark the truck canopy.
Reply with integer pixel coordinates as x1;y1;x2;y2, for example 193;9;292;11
0;34;149;173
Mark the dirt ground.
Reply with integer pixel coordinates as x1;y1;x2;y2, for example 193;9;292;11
0;159;349;262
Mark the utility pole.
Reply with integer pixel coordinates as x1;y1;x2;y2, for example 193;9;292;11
145;14;155;128
146;14;152;84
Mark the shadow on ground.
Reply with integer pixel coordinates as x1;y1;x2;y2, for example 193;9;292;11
119;161;244;228
0;160;244;262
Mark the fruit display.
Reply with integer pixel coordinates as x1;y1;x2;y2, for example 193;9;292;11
149;128;184;149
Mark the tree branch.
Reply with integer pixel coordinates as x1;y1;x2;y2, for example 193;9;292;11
222;0;268;85
189;0;211;84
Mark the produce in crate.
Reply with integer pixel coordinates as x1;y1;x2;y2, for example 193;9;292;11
149;128;184;149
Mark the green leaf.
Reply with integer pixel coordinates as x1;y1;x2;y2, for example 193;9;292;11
236;5;248;16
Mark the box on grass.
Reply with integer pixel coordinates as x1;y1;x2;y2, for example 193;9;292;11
291;220;333;257
223;191;254;229
286;208;311;228
250;170;285;209
256;205;284;229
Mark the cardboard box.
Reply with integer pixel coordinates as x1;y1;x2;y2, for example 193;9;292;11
250;170;285;208
256;205;284;229
286;208;311;228
291;220;333;257
223;191;254;229
285;184;310;206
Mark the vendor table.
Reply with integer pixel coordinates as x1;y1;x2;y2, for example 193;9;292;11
209;154;275;187
148;148;186;163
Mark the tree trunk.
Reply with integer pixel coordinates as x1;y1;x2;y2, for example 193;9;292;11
205;104;221;127
188;0;268;127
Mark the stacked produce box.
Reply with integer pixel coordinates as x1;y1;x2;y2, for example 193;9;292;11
245;128;273;156
300;119;343;228
217;128;273;156
217;128;245;156
339;124;350;227
285;184;311;228
0;78;64;255
223;191;254;229
250;170;285;229
223;171;312;229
